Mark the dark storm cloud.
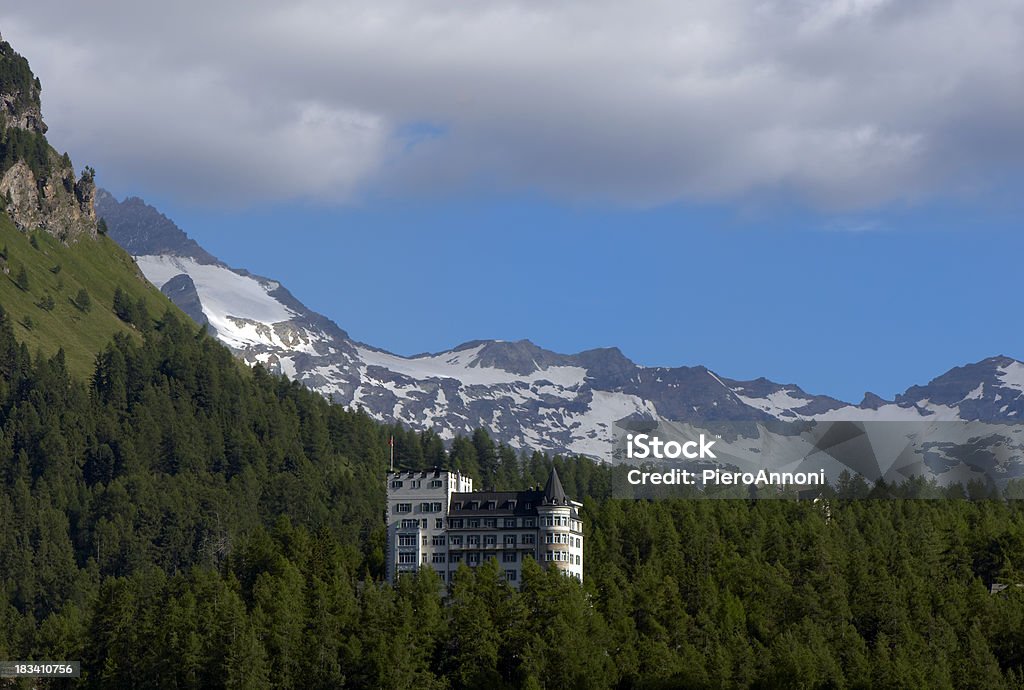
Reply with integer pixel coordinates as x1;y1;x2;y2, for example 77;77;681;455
2;0;1021;209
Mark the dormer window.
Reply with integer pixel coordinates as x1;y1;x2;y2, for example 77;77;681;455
486;501;496;510
453;502;463;510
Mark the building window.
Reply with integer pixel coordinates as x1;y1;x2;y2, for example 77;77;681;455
453;502;463;510
505;570;518;581
504;518;517;528
401;519;418;528
390;480;404;488
432;553;446;563
398;535;417;547
436;518;444;529
545;553;553;562
467;535;480;546
438;570;446;581
396;503;412;513
467;553;480;565
468;519;480;528
449;519;463;529
450;553;462;563
422;519;427;528
522;534;535;545
524;518;535;527
524;503;532;510
486;501;496;510
503;552;517;563
430;480;443;488
484;518;497;528
484;535;496;546
450;536;463;546
576;555;581;565
421;502;431;512
432;535;445;546
432;502;442;512
399;552;417;564
504;535;517;546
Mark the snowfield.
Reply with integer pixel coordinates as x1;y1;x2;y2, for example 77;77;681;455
135;255;297;348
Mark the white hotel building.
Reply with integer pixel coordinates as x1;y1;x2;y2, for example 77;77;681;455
386;467;584;586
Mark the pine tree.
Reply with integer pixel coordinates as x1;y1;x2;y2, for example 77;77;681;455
133;297;150;331
444;565;502;688
112;287;134;323
14;264;28;291
73;288;91;312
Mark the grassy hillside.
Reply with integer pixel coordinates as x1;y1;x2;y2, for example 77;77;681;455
0;209;181;377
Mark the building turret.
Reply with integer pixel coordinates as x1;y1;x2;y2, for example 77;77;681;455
536;468;584;581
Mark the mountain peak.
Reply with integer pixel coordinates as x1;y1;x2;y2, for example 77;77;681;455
95;188;218;263
469;339;563;375
860;392;891;409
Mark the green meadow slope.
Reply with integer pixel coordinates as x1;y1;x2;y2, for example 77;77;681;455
0;209;180;377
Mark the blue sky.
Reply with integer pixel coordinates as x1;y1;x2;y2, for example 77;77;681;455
4;1;1022;402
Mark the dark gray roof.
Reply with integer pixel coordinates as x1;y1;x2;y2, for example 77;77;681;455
449;490;544;517
543;468;569;505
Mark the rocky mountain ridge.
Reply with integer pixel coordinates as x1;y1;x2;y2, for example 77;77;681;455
95;189;1024;458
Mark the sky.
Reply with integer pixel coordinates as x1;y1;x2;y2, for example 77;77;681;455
2;1;1022;402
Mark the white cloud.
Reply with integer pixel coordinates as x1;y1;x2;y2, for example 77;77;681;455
2;0;1021;209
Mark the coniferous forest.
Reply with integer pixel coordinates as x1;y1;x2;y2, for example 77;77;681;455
2;307;1024;688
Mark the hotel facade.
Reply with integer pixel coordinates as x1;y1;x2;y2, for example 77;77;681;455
385;467;584;586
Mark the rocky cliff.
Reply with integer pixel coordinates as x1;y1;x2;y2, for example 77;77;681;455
0;35;97;240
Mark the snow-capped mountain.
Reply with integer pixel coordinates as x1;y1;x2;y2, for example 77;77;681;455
95;189;1024;459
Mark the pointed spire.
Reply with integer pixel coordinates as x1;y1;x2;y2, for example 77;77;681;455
543;467;567;504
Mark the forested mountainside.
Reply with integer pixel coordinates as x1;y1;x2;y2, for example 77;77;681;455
3;309;1024;688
